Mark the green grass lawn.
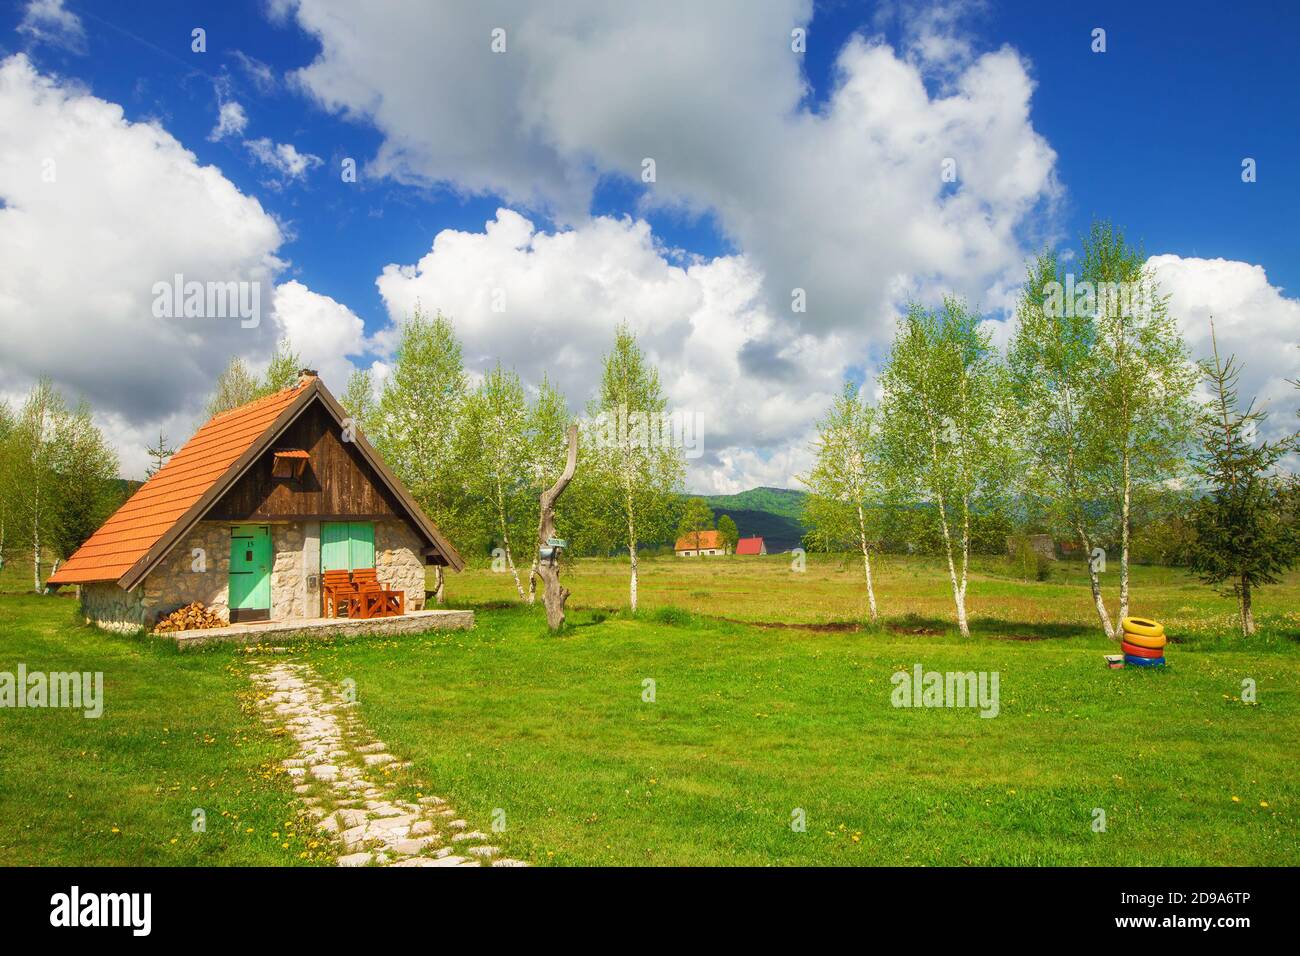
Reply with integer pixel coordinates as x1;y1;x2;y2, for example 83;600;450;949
0;594;327;866
2;555;1297;865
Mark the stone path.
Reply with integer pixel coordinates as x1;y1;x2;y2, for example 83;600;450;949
251;661;526;868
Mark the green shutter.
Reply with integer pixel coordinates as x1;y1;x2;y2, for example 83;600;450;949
348;522;375;570
322;521;375;571
322;522;350;571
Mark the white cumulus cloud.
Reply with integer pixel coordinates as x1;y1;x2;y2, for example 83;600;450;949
1149;255;1300;442
0;54;356;478
374;209;850;492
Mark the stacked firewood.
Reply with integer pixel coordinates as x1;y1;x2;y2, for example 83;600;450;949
153;601;226;633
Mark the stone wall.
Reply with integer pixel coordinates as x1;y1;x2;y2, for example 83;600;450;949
141;521;230;625
375;519;426;611
271;523;308;619
79;581;147;633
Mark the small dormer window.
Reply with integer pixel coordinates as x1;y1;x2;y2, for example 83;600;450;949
272;449;309;479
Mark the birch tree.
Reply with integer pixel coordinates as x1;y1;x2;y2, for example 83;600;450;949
205;358;261;417
341;368;376;426
1085;222;1196;629
800;381;884;623
47;399;120;569
1009;224;1196;638
879;299;1007;637
462;364;532;600
581;325;684;613
1008;250;1119;637
368;307;469;602
13;380;61;591
0;400;15;570
205;340;303;417
7;382;118;590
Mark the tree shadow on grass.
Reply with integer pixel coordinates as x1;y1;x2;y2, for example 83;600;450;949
969;617;1097;641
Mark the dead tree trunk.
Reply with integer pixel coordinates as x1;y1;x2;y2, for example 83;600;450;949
537;424;578;631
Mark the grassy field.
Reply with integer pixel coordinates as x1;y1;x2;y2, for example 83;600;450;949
0;594;324;866
1;554;1297;865
447;552;1300;648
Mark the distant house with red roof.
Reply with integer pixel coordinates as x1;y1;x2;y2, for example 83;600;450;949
674;529;726;557
734;536;766;555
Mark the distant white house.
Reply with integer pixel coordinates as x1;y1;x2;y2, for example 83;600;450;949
675;529;726;557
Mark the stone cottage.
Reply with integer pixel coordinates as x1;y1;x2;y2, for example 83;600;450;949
48;371;464;632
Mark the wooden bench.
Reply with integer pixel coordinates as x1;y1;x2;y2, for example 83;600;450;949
322;570;358;618
351;568;404;618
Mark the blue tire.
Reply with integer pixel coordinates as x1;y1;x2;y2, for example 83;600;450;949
1124;654;1165;667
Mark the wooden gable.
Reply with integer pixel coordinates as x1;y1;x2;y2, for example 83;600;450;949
208;400;405;522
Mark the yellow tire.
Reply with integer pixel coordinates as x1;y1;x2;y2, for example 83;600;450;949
1121;616;1164;639
1123;630;1167;650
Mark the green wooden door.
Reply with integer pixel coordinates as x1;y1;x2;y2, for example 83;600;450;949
322;521;375;571
349;522;375;570
321;521;351;571
229;525;271;615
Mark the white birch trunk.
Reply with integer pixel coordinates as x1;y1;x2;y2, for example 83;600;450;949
628;519;639;613
1116;446;1131;628
495;480;525;601
1078;522;1117;640
856;503;878;623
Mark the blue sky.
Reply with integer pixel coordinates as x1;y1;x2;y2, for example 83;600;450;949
2;0;1298;487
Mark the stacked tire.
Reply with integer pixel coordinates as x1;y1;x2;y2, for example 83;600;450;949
1121;617;1167;667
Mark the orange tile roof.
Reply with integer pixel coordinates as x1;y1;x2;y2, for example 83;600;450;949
48;383;309;585
734;536;765;555
675;529;724;552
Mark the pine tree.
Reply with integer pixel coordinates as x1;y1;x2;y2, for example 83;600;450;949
145;431;176;477
1187;320;1297;636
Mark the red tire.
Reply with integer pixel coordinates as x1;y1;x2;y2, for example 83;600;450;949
1121;641;1164;659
